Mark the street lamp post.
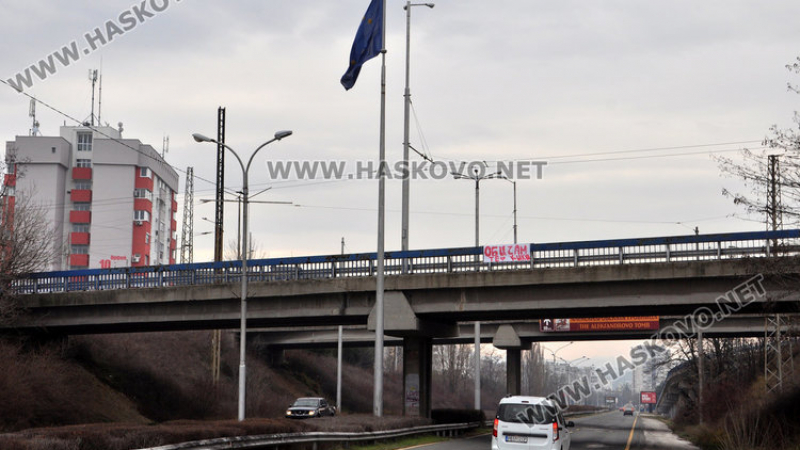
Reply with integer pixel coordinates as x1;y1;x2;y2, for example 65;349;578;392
452;168;502;247
192;130;292;421
452;167;501;411
499;176;518;244
401;1;434;256
200;196;292;260
547;341;575;364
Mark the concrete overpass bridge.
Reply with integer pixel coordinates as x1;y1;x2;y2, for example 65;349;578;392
7;229;800;416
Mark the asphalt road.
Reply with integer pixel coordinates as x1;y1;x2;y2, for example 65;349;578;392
411;411;698;450
568;411;698;450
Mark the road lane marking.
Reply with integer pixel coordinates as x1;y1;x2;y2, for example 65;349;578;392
624;414;639;450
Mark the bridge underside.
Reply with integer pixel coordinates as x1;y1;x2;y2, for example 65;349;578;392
10;260;800;335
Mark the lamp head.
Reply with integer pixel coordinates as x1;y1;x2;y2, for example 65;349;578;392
192;133;214;143
425;3;435;7
274;130;293;140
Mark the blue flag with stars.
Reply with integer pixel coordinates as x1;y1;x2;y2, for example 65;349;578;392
341;0;383;90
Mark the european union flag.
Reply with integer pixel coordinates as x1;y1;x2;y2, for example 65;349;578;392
341;0;383;90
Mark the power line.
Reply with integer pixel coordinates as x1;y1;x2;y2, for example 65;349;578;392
0;79;234;197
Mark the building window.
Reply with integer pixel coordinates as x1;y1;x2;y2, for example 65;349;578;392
140;167;151;178
76;159;92;168
71;245;89;254
77;132;93;152
134;210;150;222
145;232;150;244
134;188;153;200
74;181;92;190
73;202;91;211
72;224;90;233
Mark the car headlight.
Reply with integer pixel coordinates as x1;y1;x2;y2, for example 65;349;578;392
309;410;316;416
286;411;292;416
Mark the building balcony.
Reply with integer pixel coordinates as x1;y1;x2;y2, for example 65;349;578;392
69;254;89;267
69;210;91;223
70;189;92;203
70;232;90;245
72;167;92;180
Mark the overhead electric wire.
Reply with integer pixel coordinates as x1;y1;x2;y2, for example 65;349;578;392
292;202;731;226
0;79;234;197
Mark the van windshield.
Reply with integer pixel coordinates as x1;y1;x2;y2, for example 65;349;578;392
497;403;557;424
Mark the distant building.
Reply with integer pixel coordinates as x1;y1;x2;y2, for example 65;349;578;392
4;125;178;270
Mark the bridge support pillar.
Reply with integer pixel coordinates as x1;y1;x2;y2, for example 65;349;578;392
506;348;521;395
493;324;529;397
403;336;432;418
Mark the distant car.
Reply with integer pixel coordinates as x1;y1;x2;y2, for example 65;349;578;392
492;395;574;450
285;397;336;419
622;404;634;416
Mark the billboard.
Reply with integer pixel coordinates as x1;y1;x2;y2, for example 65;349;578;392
605;396;617;405
539;316;660;333
640;391;657;404
483;244;531;263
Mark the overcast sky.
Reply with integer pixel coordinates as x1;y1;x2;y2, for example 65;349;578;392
2;1;799;363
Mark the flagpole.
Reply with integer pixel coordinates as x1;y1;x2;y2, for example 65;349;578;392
373;0;387;418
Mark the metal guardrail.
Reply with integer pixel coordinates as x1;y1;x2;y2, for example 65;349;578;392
134;421;482;450
12;229;800;294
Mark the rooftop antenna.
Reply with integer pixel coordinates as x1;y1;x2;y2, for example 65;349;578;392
97;63;103;125
162;135;169;159
28;98;40;136
88;69;98;126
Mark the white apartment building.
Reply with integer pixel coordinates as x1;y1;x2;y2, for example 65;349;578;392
4;124;178;270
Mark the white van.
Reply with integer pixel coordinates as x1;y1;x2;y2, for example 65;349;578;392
491;396;574;450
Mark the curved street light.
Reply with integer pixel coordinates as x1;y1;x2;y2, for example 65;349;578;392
192;129;292;421
401;1;434;256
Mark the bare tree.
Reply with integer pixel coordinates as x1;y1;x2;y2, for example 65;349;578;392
717;58;800;226
0;160;61;325
223;237;268;261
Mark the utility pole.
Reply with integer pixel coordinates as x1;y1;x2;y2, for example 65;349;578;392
180;167;194;264
212;107;226;386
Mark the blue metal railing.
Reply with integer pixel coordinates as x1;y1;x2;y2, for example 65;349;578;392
11;229;800;294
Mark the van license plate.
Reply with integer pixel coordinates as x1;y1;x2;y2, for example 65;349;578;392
505;436;527;443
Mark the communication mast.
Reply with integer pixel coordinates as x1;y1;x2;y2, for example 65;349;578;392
28;98;40;136
180;167;194;264
88;69;98;126
162;135;170;159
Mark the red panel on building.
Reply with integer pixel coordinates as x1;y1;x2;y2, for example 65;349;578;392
69;254;89;267
131;220;151;267
70;232;90;245
70;189;92;203
4;173;16;187
69;210;92;223
72;167;92;180
133;198;152;212
134;175;154;191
